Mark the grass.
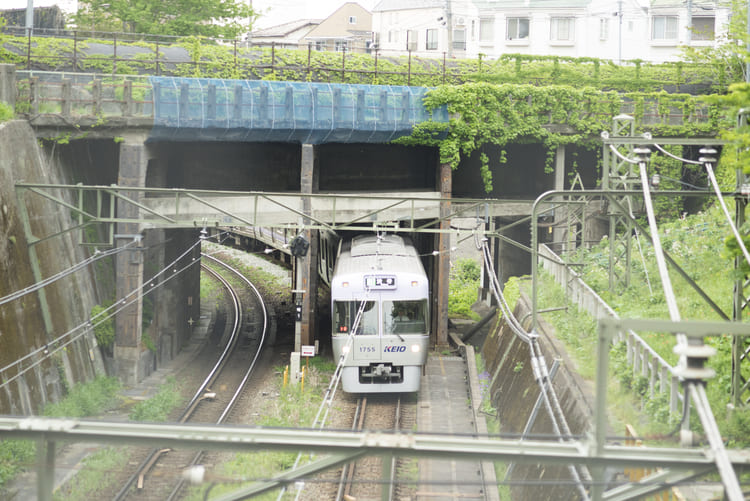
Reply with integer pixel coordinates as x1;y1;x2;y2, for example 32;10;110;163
52;448;129;501
43;376;121;418
128;376;183;422
535;202;750;444
182;364;333;501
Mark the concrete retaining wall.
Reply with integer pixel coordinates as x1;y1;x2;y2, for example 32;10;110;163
0;120;105;414
481;293;594;501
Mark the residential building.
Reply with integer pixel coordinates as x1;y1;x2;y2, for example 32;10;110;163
249;19;321;49
372;0;731;62
303;2;374;53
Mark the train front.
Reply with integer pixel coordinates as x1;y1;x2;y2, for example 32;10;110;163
331;254;430;393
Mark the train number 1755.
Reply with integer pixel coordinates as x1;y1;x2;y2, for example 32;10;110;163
359;345;376;353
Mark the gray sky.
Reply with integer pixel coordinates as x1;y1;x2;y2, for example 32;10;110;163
2;1;379;29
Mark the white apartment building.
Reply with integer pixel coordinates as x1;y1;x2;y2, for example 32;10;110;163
372;0;731;62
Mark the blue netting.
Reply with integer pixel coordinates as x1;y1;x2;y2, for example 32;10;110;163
148;78;448;143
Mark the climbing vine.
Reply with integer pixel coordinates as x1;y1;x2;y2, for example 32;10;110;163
396;82;729;192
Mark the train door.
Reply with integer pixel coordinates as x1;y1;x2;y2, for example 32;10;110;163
332;296;383;362
351;295;381;362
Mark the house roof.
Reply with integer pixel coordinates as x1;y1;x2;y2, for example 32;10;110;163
373;0;447;11
471;0;591;8
251;19;321;38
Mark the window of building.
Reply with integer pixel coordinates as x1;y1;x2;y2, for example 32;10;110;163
599;18;609;40
453;28;466;50
480;17;494;42
507;17;529;40
407;29;418;51
335;40;349;52
314;40;327;51
652;15;678;40
349;16;356;25
426;28;438;50
550;17;575;41
388;30;400;43
471;20;476;40
691;16;715;40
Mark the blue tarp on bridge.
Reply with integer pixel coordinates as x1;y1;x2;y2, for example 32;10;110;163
149;77;449;144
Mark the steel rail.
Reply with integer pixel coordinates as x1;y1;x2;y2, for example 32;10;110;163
113;259;243;501
166;254;269;500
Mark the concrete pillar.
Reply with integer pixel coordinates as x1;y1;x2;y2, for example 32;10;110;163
114;141;150;385
0;64;16;110
433;162;451;349
552;145;567;253
296;144;319;351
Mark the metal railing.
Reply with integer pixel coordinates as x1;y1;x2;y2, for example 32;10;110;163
539;243;683;414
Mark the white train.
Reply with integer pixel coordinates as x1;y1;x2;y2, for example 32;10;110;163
331;234;430;393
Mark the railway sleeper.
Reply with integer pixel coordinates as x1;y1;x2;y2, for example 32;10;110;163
359;363;404;384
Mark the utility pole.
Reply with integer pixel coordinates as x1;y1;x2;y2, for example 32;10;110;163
618;0;623;63
446;0;453;59
25;0;34;35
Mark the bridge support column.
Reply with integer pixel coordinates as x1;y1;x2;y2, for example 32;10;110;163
0;64;16;109
433;162;451;349
294;144;319;352
552;145;567;253
114;141;151;385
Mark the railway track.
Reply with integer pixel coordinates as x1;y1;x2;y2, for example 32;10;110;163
337;394;403;501
112;254;268;501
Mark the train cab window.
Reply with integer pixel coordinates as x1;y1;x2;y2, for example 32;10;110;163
333;300;379;336
384;300;428;335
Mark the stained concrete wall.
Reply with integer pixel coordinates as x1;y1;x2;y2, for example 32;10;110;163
481;293;594;501
0;120;105;414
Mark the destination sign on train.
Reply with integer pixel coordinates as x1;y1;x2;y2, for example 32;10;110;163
364;275;397;289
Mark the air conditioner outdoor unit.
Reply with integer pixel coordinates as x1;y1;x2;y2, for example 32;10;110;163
455;17;465;26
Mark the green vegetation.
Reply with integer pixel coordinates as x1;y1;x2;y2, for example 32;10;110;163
398;83;727;192
52;447;129;501
43;376;121;418
448;258;481;320
0;28;740;91
90;302;115;352
71;0;255;38
183;365;331;500
0;440;34;492
0;376;123;492
128;376;182;421
0;102;13;122
547;203;750;444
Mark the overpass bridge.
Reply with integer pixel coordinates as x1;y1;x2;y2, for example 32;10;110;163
0;65;725;389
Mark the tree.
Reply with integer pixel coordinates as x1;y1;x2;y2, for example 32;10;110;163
72;0;256;38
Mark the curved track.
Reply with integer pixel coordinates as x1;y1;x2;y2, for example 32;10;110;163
112;254;268;501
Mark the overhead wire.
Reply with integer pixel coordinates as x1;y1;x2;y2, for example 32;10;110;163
475;228;591;499
0;239;139;307
619;142;743;501
0;234;212;390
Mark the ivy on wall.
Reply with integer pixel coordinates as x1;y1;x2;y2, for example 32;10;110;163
395;82;728;192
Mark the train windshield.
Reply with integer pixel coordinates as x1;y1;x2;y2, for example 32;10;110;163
333;300;379;336
384;300;428;335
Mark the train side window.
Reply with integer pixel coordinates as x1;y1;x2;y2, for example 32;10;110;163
333;300;378;336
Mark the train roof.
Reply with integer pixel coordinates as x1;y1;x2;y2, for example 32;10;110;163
334;234;426;278
349;234;416;258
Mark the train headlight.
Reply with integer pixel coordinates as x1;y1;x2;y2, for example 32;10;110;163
342;345;350;354
342;281;349;288
411;344;420;353
411;280;418;287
